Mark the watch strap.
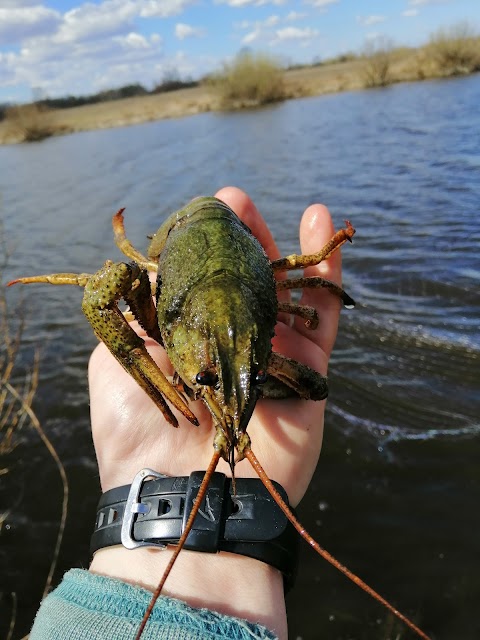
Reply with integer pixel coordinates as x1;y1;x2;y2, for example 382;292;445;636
91;468;299;591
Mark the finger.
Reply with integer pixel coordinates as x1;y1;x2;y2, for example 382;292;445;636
214;186;281;261
294;204;343;357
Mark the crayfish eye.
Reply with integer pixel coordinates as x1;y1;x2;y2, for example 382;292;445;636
195;370;218;386
253;370;268;385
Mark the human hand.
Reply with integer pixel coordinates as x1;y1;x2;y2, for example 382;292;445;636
88;187;343;636
88;186;342;506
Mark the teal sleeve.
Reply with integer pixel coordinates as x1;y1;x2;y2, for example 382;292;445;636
30;569;278;639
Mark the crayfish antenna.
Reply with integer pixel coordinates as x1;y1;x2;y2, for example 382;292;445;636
244;448;431;640
135;450;222;640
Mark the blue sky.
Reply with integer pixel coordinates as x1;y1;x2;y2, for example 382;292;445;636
0;0;478;104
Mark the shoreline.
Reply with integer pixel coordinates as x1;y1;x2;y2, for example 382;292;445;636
1;49;478;146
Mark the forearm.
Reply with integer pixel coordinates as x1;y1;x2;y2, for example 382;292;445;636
90;545;287;639
31;566;280;640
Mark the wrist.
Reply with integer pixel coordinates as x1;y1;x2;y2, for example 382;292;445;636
90;545;286;638
89;469;294;638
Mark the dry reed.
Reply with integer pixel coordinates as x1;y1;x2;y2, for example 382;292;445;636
426;23;480;76
1;225;69;636
2;104;57;143
211;50;287;108
362;38;394;88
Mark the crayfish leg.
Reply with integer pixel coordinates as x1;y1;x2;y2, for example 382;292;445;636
270;220;355;272
112;208;158;271
7;273;92;287
277;302;319;329
82;261;198;428
277;276;355;308
264;351;328;401
123;268;163;345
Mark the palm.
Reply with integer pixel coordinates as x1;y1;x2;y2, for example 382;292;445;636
89;187;343;508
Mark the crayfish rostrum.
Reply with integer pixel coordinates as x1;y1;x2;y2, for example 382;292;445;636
9;193;430;640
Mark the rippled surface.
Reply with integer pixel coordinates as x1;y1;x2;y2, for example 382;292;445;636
1;74;479;639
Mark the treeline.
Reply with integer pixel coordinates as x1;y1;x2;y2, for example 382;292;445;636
39;83;149;110
0;76;198;121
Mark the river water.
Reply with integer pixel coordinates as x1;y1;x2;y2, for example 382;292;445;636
1;74;479;640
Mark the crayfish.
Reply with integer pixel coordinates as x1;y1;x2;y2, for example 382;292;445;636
9;192;430;640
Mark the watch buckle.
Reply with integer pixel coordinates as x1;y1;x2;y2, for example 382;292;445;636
121;468;168;550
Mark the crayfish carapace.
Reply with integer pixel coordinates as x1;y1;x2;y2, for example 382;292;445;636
9;195;430;640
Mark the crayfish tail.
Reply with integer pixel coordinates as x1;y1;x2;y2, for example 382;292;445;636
244;448;431;640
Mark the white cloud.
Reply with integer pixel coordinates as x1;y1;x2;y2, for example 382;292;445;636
0;6;61;45
0;0;200;99
216;0;286;6
265;15;279;27
238;13;285;44
273;26;319;42
54;1;136;45
304;0;338;8
408;0;445;5
120;32;150;49
0;51;17;86
242;29;261;44
12;38;162;97
0;0;40;6
139;0;194;18
357;15;386;27
239;12;317;48
286;11;306;22
0;0;349;102
276;27;318;40
17;1;196;48
236;19;276;30
0;10;168;98
402;9;419;17
175;22;206;40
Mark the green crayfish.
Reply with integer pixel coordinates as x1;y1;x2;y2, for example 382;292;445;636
9;196;430;640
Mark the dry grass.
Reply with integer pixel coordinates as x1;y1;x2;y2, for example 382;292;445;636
0;87;217;145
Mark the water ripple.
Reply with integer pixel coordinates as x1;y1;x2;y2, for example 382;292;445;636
329;403;480;444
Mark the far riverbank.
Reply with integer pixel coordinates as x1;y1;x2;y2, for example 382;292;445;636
1;41;479;145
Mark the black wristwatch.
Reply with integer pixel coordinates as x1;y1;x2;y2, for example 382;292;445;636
91;468;299;592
